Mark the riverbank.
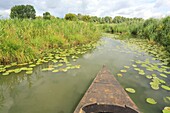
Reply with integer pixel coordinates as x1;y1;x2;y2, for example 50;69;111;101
0;19;101;64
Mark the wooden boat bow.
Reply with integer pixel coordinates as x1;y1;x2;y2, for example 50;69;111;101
74;65;140;113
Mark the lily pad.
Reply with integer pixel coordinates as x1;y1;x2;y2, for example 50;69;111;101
150;82;159;90
146;75;152;79
52;70;59;73
132;65;137;67
26;71;33;74
139;71;145;75
146;98;157;105
42;68;54;71
124;66;130;69
117;73;123;77
2;72;10;76
161;85;170;91
164;97;170;104
160;74;167;78
29;64;36;68
14;69;22;73
134;68;140;71
162;107;170;113
120;70;127;73
125;88;136;93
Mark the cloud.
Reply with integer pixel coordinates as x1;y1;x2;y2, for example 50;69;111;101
0;0;170;19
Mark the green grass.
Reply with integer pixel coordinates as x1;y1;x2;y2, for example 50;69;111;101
0;18;101;64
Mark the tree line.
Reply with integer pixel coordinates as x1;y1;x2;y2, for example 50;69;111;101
9;5;143;24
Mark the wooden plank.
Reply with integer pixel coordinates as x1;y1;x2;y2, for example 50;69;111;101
74;65;140;113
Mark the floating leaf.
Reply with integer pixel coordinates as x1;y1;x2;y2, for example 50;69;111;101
139;71;145;75
14;69;22;73
2;72;9;76
164;97;170;104
160;74;167;78
132;65;137;68
29;64;36;68
0;68;6;73
125;88;136;93
124;66;130;69
134;68;140;71
162;107;170;113
42;68;54;71
152;74;157;77
164;71;170;74
146;75;152;79
150;82;159;90
161;85;170;91
120;70;127;73
26;71;33;74
52;70;59;73
146;98;157;104
54;64;63;67
117;73;123;77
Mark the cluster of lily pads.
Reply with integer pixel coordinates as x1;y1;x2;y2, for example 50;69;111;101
111;38;170;113
126;38;170;65
0;42;98;76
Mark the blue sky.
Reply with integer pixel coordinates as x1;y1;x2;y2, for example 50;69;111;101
0;0;170;19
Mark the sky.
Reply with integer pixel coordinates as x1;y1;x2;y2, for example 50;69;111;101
0;0;170;19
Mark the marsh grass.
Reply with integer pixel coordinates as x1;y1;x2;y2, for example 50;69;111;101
0;18;101;64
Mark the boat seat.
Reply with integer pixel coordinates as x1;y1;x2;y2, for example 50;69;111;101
80;103;138;113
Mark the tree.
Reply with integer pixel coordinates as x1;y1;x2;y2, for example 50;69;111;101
10;5;36;19
64;13;77;21
82;15;91;22
104;16;113;23
43;12;51;19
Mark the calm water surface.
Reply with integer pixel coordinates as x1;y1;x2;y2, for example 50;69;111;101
0;37;169;113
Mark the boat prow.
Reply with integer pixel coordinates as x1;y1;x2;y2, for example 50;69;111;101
74;65;140;113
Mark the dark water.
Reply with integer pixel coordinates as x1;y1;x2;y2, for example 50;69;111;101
0;37;169;113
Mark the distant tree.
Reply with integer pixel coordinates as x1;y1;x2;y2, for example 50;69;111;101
104;16;113;23
77;13;83;20
90;16;98;23
10;5;36;19
43;12;51;19
82;15;91;22
64;13;77;21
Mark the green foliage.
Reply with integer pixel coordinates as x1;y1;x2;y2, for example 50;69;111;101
81;15;91;22
64;13;77;21
43;12;51;20
129;16;170;53
10;5;36;19
0;19;101;64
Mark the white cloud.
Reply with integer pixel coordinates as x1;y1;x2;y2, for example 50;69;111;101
0;0;170;19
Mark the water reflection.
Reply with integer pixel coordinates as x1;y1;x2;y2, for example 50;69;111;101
0;37;169;113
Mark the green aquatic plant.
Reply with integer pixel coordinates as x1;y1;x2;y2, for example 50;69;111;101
117;73;123;77
52;70;59;73
125;88;136;93
42;68;54;71
162;107;170;113
29;64;36;68
146;98;157;105
146;75;152;79
26;71;33;74
120;70;127;73
132;65;137;68
2;72;10;76
124;66;130;69
164;97;170;104
161;85;170;91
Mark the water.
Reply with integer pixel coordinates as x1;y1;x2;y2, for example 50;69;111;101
0;37;169;113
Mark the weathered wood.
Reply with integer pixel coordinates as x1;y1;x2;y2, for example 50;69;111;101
74;65;140;113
